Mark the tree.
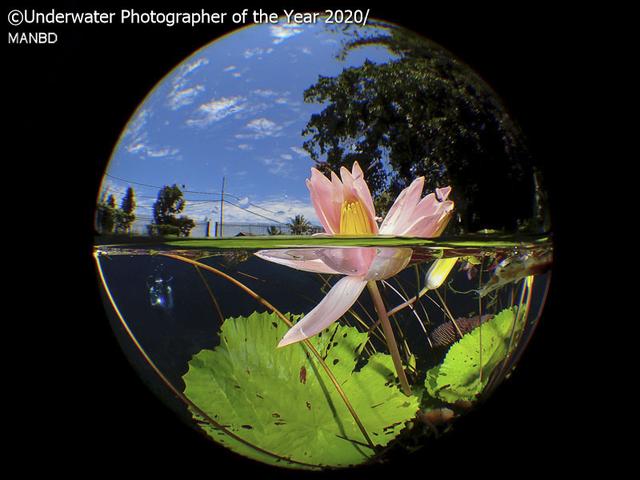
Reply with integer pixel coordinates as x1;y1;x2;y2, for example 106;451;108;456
267;226;282;235
302;23;542;233
288;214;312;235
96;193;117;233
153;184;186;225
115;187;136;233
151;184;196;237
174;216;196;237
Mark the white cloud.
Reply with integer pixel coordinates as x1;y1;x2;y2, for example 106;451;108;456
300;46;312;55
252;88;278;97
181;202;219;222
261;157;286;174
170;193;318;226
182;57;209;75
270;24;304;44
126;142;180;159
248;117;278;132
243;47;274;59
145;146;180;158
268;91;300;107
212;197;318;224
250;89;298;108
166;57;209;110
236;117;283;139
224;65;244;78
187;96;248;127
125;108;149;139
237;144;252;151
290;146;308;156
123;108;181;159
167;85;205;110
260;151;296;175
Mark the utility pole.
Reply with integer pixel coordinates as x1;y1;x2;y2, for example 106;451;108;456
219;176;225;237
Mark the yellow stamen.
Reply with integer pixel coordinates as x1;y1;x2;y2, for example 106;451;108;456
339;200;373;235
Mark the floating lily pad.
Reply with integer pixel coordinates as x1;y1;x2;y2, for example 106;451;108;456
94;233;551;250
425;307;523;404
183;311;420;469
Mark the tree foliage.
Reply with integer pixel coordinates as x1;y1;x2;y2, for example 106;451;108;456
151;184;195;237
96;188;138;234
302;24;541;232
288;214;312;235
96;193;118;233
121;187;136;214
153;184;185;224
115;187;136;233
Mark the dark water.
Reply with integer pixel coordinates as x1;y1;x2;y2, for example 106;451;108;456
95;236;552;470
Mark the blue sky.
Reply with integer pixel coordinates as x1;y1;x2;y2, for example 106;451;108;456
101;21;396;228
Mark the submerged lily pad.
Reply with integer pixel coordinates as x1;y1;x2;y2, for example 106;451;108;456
183;311;419;469
425;307;523;404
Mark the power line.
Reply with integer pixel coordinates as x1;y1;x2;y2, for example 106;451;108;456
223;199;287;225
104;180;287;224
104;172;286;216
132;193;220;202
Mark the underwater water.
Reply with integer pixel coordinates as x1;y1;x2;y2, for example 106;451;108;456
95;234;552;470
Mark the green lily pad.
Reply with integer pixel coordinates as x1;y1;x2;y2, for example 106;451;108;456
183;311;419;469
94;232;551;250
425;306;523;404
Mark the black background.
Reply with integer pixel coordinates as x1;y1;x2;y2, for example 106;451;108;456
7;1;596;476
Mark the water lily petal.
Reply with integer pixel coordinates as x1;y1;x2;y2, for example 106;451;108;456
278;276;368;347
339;165;354;191
379;177;425;234
398;208;453;237
330;171;343;200
317;247;376;276
350;162;378;233
413;193;439;218
307;168;342;234
254;249;340;274
436;186;452;202
414;187;453;219
364;248;413;281
397;215;439;237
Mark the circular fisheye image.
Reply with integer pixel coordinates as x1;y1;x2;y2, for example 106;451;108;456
94;18;552;470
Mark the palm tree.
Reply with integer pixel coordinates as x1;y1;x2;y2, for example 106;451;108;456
288;214;312;235
267;225;282;235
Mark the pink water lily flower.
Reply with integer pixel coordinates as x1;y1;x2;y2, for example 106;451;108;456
256;162;454;347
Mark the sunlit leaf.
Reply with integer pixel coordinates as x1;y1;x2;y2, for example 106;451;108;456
183;311;419;469
424;306;522;403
